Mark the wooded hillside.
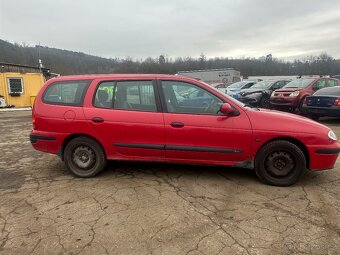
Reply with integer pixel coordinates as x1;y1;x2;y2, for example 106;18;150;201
1;39;339;77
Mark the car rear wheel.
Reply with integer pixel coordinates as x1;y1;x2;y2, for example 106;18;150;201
255;140;306;186
64;137;107;177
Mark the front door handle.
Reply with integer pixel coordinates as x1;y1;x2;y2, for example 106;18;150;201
92;117;104;123
171;122;184;128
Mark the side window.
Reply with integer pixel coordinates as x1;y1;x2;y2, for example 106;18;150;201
94;80;157;112
243;82;254;89
43;80;90;106
271;82;280;90
327;79;337;87
94;82;115;109
314;80;326;90
161;81;223;115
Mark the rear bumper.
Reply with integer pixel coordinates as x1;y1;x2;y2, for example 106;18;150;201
30;134;56;143
308;142;340;170
30;130;65;155
302;105;340;117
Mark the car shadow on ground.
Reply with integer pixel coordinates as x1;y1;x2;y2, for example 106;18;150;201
318;117;340;124
45;159;332;188
102;160;258;183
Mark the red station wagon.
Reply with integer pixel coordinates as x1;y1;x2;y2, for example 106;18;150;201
30;74;340;186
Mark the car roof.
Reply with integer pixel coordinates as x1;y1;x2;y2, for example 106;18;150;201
55;74;181;80
51;74;187;81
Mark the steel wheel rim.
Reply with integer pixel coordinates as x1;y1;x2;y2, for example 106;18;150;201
72;145;96;170
264;151;295;178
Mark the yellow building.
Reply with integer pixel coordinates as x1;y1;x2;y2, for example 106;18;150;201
0;63;51;108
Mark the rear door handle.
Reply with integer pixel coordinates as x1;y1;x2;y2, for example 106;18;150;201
92;117;104;123
171;122;184;128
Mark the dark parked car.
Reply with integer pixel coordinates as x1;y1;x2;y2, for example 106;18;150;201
270;77;340;112
239;80;290;108
302;86;340;119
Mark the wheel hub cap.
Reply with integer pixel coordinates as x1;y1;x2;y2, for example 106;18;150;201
265;151;295;177
73;146;96;170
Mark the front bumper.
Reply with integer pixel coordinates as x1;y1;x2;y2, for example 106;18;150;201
239;96;260;105
270;96;299;107
308;141;340;170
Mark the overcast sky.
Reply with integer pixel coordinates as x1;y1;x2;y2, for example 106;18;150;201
1;0;340;60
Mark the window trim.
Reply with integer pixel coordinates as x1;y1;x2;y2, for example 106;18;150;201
42;80;92;107
7;77;24;94
92;79;162;113
157;79;229;116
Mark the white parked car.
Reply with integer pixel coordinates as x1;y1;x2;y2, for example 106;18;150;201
226;81;256;99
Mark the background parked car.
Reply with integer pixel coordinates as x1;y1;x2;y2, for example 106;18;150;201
270;77;340;112
226;81;256;99
211;82;229;92
302;86;340;119
239;80;290;108
178;87;215;108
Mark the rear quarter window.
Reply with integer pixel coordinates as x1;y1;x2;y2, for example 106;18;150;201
43;80;91;106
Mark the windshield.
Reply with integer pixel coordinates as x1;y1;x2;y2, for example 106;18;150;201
251;81;273;89
228;81;249;89
283;79;314;88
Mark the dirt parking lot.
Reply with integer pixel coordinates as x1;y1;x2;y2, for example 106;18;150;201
0;110;339;255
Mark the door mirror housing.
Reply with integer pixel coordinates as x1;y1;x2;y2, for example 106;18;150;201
220;103;233;115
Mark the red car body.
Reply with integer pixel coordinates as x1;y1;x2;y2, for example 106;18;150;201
30;74;340;185
270;78;340;111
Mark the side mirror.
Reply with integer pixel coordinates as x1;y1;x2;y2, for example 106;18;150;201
220;103;233;115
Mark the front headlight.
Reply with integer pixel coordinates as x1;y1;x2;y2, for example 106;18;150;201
289;91;299;97
328;130;337;141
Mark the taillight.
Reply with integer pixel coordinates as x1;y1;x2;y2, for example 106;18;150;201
32;104;36;129
32;114;36;129
334;97;340;106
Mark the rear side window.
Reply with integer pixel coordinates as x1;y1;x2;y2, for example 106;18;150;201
94;80;157;112
43;80;90;106
327;79;337;87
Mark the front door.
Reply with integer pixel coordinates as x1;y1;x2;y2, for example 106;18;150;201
83;79;165;159
160;80;252;164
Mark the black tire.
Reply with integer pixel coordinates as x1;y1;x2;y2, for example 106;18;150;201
298;97;306;113
255;140;306;186
64;136;107;178
260;97;272;109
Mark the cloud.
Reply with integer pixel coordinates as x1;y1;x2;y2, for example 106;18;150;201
1;0;340;59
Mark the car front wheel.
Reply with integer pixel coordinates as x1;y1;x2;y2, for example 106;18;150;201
255;140;306;186
64;136;107;177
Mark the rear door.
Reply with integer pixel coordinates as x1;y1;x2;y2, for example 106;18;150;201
83;79;165;159
159;80;252;163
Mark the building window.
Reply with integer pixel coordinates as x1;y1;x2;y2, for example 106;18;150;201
8;78;24;95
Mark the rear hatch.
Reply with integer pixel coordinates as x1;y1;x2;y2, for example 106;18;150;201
306;96;337;107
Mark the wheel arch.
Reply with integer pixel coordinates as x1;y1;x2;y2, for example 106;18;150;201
58;133;107;161
255;136;310;169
